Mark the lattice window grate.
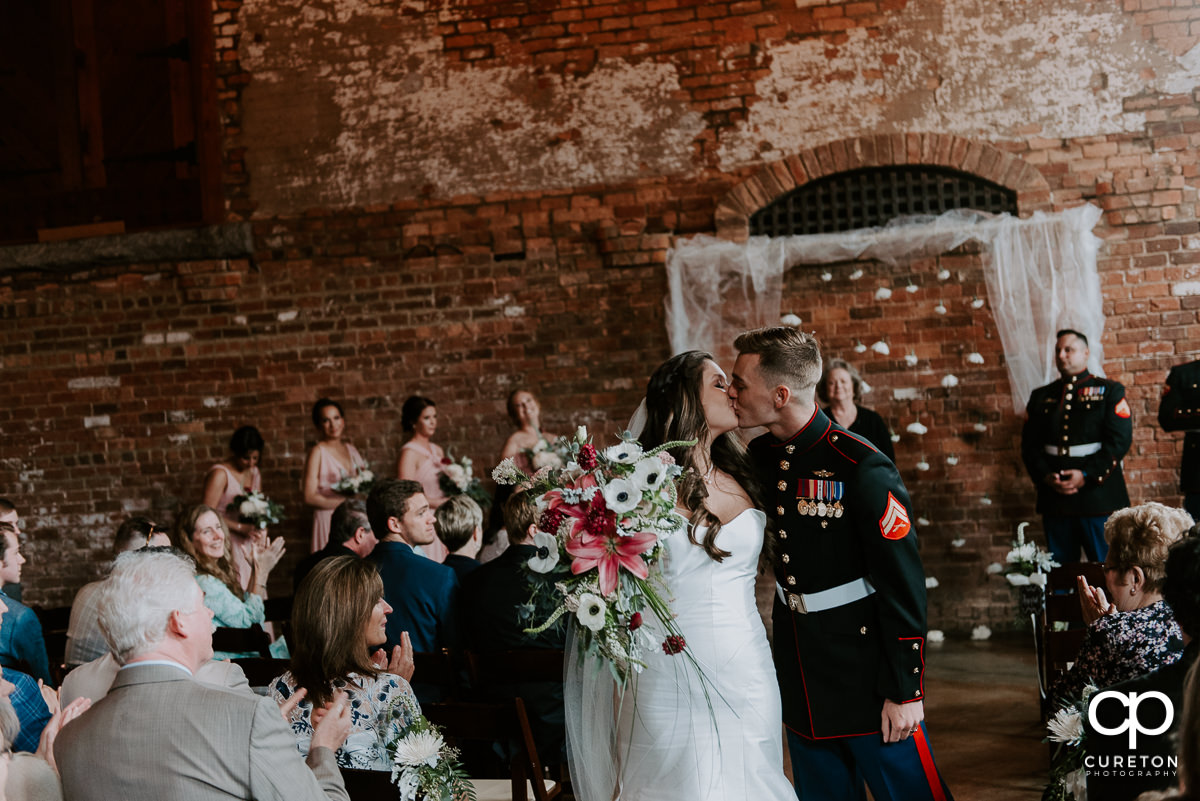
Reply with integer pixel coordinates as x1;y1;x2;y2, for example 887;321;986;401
749;166;1017;237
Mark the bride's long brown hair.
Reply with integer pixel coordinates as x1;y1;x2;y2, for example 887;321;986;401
639;351;762;562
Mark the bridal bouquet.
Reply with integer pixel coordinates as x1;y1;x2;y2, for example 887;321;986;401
332;468;375;497
493;427;695;686
1043;684;1097;801
226;490;284;529
438;455;491;510
385;712;475;801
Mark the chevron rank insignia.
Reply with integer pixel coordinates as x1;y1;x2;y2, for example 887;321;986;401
1115;398;1131;419
879;492;911;540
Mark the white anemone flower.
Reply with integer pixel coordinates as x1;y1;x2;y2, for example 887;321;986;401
971;625;992;640
950;538;965;548
906;422;928;435
603;478;641;514
941;374;959;388
576;593;607;631
630;458;666;492
604;442;643;464
528;531;560;573
925;576;939;589
875;287;892;301
780;313;802;327
871;341;890;355
927;629;945;643
394;729;444;767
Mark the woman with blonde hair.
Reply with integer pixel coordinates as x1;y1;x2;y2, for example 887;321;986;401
172;504;284;659
1050;502;1193;701
270;555;417;770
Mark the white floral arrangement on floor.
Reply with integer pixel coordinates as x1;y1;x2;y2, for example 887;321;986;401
332;468;375;497
226;490;284;529
1043;684;1097;801
999;522;1060;587
493;427;697;687
385;712;475;801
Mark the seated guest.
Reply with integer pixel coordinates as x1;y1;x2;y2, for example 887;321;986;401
293;500;377;591
817;358;895;461
0;522;51;685
272;556;418;770
462;490;566;762
172;504;286;659
64;517;171;668
60;652;251;706
54;548;353;800
368;480;459;656
0;498;22;600
1085;530;1200;801
1050;502;1192;702
436;495;483;583
0;661;49;756
3;690;90;801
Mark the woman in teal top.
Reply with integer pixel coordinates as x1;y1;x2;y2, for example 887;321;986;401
173;504;287;659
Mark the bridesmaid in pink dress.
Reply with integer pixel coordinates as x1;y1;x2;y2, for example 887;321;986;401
201;425;266;590
302;399;368;552
396;395;449;562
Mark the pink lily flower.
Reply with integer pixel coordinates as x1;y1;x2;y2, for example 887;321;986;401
566;527;657;596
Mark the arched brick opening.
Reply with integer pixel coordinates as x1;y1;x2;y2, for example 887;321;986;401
714;133;1053;241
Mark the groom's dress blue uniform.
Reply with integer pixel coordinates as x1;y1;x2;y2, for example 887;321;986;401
750;407;952;801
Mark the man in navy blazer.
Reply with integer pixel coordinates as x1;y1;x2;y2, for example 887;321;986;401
367;480;459;658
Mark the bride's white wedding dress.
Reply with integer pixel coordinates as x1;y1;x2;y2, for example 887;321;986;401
612;507;796;800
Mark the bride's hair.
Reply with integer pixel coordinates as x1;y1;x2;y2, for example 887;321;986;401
640;351;762;562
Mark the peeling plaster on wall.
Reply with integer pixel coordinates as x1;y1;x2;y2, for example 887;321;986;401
718;0;1200;168
238;0;703;215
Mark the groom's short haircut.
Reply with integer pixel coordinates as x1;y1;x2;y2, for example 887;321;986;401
734;326;823;393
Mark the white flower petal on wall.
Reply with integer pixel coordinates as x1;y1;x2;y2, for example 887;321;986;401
875;287;893;301
871;341;890;355
890;433;900;443
966;352;985;364
971;297;986;309
780;313;802;327
906;422;928;435
925;576;939;589
941;374;959;388
951;538;965;548
854;341;867;353
576;593;607;631
938;269;951;281
927;629;945;643
905;352;919;367
945;455;958;466
906;284;919;293
915;460;930;471
986;562;1004;574
973;422;988;433
821;271;833;282
917;517;931;526
971;625;992;641
849;269;864;280
934;303;947;315
981;496;993;506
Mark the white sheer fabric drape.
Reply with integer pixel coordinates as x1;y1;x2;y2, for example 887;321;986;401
664;205;1104;413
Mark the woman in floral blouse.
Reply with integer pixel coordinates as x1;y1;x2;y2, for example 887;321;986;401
271;555;418;770
1050;502;1192;702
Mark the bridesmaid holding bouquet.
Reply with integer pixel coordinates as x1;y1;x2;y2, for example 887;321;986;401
303;398;368;552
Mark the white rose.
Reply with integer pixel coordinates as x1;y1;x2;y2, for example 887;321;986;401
576;593;607;632
533;450;563;470
603;478;641;515
239;500;256;517
575;426;588;444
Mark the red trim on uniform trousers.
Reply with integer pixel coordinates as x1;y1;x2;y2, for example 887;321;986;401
912;727;948;801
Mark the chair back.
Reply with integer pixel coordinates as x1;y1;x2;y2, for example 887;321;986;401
340;767;399;800
465;649;564;688
412;648;464;700
423;697;562;801
230;657;290;692
33;605;72;685
212;624;272;657
1037;561;1106;708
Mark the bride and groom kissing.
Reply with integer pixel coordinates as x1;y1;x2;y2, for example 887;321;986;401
576;326;954;801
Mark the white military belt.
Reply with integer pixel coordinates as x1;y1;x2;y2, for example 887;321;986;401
1044;442;1102;457
776;577;876;614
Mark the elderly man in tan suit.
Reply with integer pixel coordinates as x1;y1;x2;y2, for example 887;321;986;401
55;548;352;801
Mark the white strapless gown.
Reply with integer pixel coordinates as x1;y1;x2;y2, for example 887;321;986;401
614;508;795;800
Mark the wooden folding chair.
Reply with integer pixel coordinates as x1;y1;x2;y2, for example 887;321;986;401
230;656;290;692
33;605;72;685
411;648;464;701
464;648;564;688
423;697;562;801
339;767;397;800
1038;562;1105;711
212;624;272;658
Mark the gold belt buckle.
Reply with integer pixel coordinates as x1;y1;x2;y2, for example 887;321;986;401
787;591;808;614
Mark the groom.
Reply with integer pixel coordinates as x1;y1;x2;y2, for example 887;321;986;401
730;326;953;801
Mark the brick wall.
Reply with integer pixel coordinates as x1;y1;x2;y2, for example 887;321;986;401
2;0;1199;632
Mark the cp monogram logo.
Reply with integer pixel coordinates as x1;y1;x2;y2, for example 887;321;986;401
1088;690;1174;749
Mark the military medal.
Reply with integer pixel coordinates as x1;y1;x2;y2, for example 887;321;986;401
797;478;844;518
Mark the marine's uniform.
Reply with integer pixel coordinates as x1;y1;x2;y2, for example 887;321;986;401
750;407;951;801
1020;369;1132;563
1157;359;1200;520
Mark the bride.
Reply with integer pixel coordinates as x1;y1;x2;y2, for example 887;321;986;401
567;351;796;800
